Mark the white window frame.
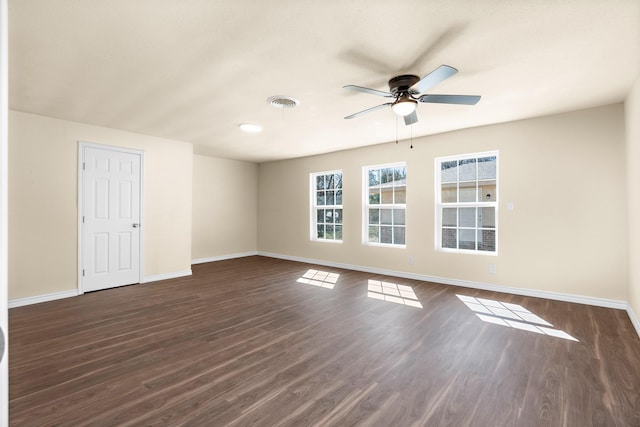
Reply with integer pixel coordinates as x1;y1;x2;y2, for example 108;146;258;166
310;170;343;243
435;151;498;255
362;162;407;248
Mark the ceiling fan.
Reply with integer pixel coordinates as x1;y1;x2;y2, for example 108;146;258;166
343;65;480;125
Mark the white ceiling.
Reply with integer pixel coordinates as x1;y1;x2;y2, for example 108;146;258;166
8;0;640;163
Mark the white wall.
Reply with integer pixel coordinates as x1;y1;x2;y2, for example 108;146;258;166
8;111;193;300
1;0;9;422
626;75;640;328
192;154;258;261
258;104;629;302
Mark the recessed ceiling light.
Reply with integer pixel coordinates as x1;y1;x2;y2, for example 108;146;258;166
239;123;263;133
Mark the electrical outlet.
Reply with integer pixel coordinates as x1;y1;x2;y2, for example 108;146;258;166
408;256;414;265
488;263;496;274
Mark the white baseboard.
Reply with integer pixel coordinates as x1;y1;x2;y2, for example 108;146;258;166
10;269;194;308
257;251;629;311
191;251;258;265
143;269;192;283
628;305;640;338
9;289;79;308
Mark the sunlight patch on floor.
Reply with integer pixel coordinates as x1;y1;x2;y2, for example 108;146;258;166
296;269;339;289
456;294;578;341
367;280;423;308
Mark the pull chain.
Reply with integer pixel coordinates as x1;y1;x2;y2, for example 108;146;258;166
410;125;413;149
395;115;398;144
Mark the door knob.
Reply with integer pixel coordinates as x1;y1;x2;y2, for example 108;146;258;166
132;223;139;228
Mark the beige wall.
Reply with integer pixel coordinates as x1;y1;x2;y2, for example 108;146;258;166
626;76;640;321
192;154;257;260
258;104;629;301
8;111;193;300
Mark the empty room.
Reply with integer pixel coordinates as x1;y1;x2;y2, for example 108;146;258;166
1;0;640;425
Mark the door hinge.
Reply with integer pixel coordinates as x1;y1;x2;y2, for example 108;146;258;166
82;269;85;277
82;216;85;223
82;162;86;170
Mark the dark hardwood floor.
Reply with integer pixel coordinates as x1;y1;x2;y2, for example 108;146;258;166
9;256;640;426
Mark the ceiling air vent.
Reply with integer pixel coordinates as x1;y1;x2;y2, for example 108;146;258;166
267;95;300;109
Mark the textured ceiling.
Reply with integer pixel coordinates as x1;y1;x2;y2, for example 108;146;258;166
8;0;640;162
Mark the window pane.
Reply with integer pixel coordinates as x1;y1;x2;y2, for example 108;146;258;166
381;168;393;184
478;156;497;180
369;189;380;204
478;180;496;202
381;187;393;204
369;169;380;186
335;209;343;224
317;209;324;224
459;158;476;181
380;226;393;244
326;225;334;239
326;190;335;205
441;183;457;203
335;225;343;240
326;174;334;190
459;229;476;250
442;208;457;227
325;210;334;224
369;226;379;243
395;187;406;204
394;167;406;183
459;207;476;227
316;175;325;190
369;209;380;225
459;181;476;202
316;191;325;206
393;209;405;225
442;228;457;248
380;209;392;225
441;161;458;183
478;207;495;228
317;224;324;239
335;190;343;205
334;173;342;189
394;227;405;245
478;229;495;251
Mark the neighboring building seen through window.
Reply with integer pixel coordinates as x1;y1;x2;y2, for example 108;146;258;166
364;163;406;247
436;152;498;253
311;170;343;242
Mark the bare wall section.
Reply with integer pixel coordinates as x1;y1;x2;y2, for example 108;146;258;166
191;154;257;260
258;104;628;301
626;76;640;321
8;111;193;300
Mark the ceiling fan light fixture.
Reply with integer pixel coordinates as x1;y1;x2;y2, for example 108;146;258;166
392;98;417;116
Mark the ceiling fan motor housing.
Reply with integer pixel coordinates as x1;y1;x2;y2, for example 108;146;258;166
388;75;420;96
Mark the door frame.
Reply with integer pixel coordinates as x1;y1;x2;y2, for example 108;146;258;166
77;141;145;294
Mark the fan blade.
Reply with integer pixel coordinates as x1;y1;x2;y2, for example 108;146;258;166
344;103;393;119
404;110;418;125
343;85;392;98
412;65;458;94
419;94;481;105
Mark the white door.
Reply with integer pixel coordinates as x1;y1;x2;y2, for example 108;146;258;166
81;144;142;292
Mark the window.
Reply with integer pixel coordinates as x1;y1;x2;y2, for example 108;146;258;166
364;163;406;247
435;152;498;253
311;170;343;242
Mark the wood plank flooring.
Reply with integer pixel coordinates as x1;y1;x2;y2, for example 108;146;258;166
9;256;640;426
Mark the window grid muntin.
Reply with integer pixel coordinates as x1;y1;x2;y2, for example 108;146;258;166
437;153;498;254
364;163;407;247
311;170;343;242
